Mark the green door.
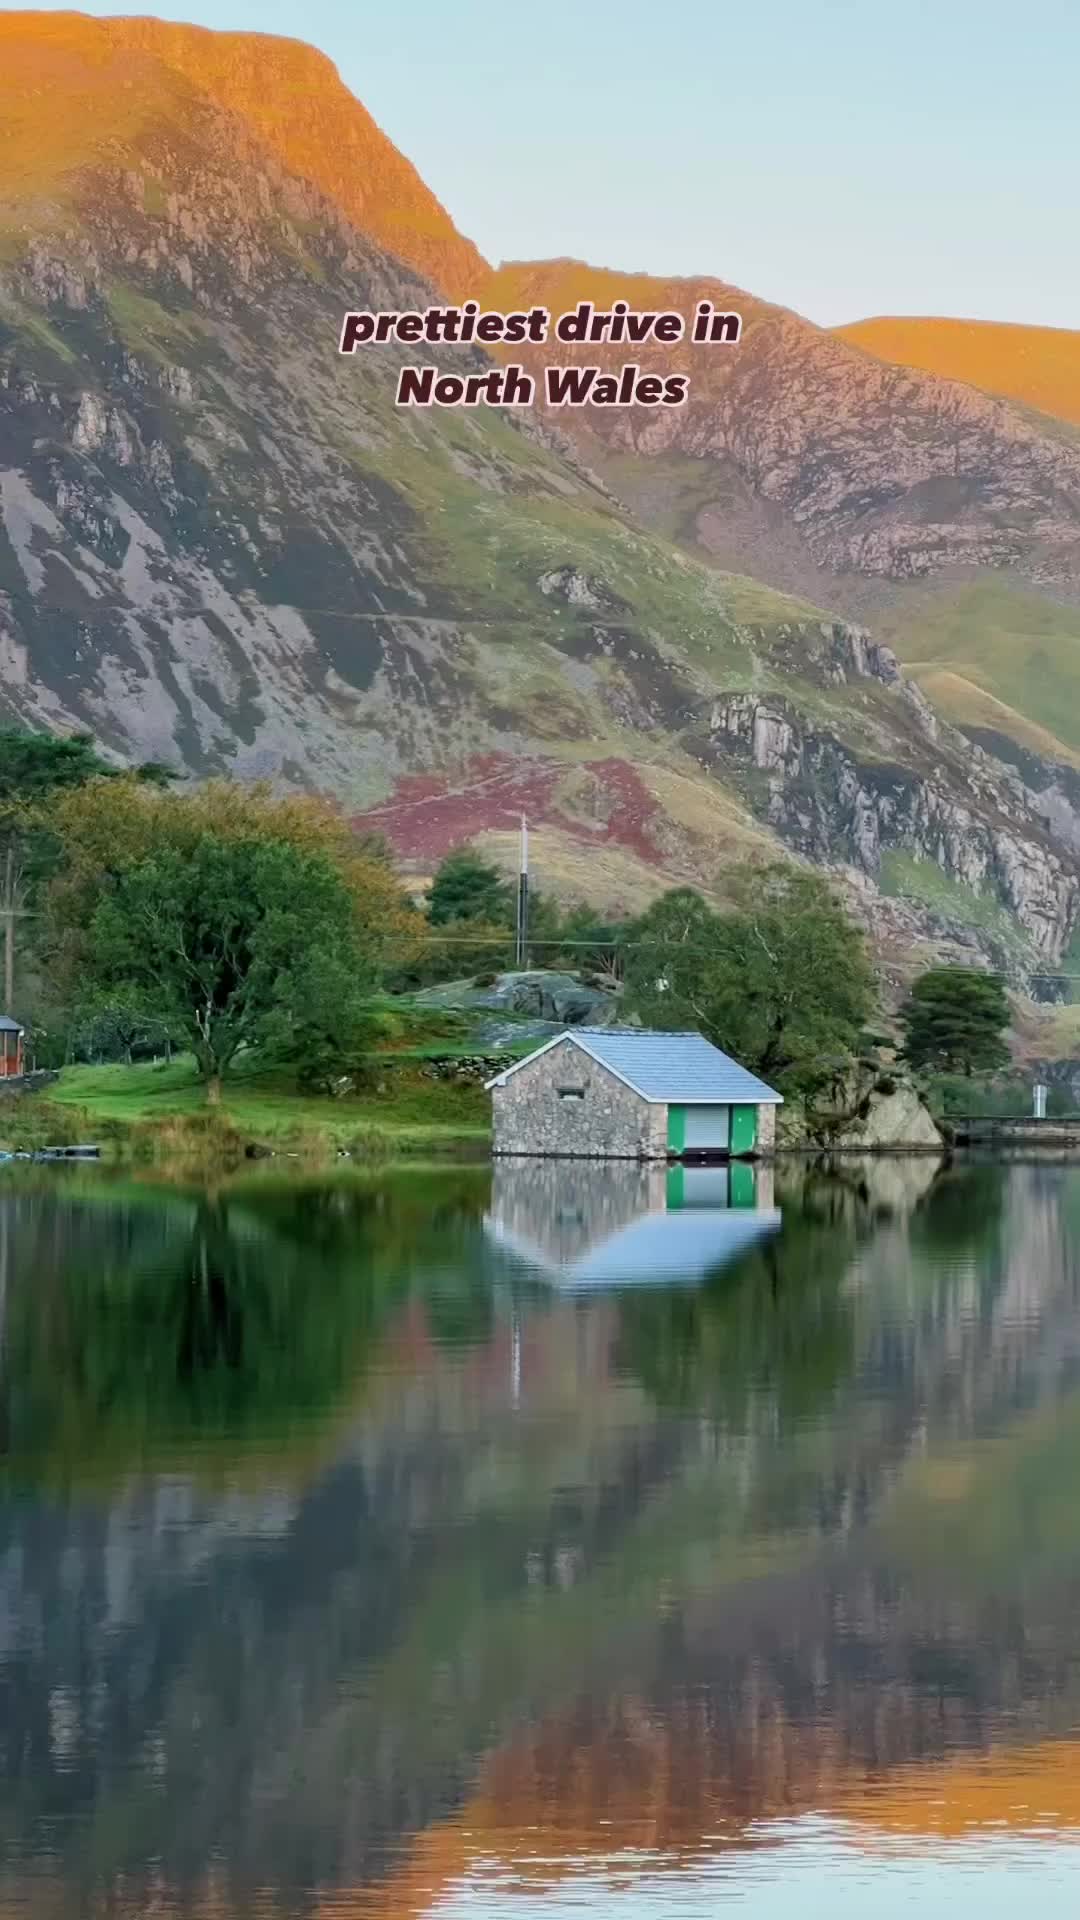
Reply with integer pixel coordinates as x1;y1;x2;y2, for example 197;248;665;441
666;1104;686;1154
729;1160;755;1208
730;1104;758;1156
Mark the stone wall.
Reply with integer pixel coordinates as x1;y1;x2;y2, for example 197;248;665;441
491;1038;668;1159
756;1103;777;1154
0;1071;59;1099
489;1159;668;1259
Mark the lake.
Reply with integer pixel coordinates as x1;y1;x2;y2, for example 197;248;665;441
4;1154;1080;1915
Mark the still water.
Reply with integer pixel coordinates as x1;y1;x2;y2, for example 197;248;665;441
3;1155;1080;1914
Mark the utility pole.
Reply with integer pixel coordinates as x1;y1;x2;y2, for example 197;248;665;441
515;815;529;969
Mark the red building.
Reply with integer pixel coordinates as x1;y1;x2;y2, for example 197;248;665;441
0;1015;24;1078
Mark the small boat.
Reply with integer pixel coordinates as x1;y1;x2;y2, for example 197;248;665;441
30;1145;102;1162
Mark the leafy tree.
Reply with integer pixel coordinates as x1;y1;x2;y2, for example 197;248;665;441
0;730;114;1013
0;728;174;1014
546;902;626;983
427;848;512;927
623;866;875;1097
416;847;628;984
82;840;367;1099
66;999;174;1066
900;966;1010;1077
43;779;421;1100
0;728;115;802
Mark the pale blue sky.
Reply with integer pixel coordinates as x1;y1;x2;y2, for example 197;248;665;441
22;0;1080;327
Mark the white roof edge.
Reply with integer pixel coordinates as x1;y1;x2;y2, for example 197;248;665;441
484;1031;574;1091
484;1031;654;1098
485;1031;782;1103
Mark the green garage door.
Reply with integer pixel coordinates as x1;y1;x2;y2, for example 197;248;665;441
667;1105;759;1155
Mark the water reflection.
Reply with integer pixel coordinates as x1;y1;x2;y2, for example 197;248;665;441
2;1159;1080;1915
485;1158;781;1285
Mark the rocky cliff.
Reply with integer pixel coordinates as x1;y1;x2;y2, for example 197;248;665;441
484;260;1080;590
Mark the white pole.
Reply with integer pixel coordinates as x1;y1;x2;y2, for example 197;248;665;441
515;816;529;968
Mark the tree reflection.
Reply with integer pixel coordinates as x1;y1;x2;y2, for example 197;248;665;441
909;1163;1006;1255
617;1196;860;1424
0;1170;490;1485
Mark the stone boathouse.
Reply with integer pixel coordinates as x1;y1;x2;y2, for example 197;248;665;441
486;1029;782;1161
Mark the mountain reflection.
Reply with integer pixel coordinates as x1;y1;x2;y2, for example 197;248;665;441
4;1160;1080;1915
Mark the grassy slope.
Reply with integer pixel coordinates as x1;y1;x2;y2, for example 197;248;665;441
879;851;1033;962
364;403;918;762
835;315;1080;430
39;1056;491;1156
599;448;1080;776
871;580;1080;767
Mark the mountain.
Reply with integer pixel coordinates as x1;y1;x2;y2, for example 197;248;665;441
483;260;1080;591
1;11;485;299
835;316;1080;431
484;263;1080;774
1;12;1079;988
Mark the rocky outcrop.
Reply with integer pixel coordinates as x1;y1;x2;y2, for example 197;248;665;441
823;1084;943;1152
706;687;1079;962
761;619;909;696
777;1069;943;1154
538;567;628;612
414;971;620;1028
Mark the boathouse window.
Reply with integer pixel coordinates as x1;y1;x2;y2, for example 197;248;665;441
557;1084;586;1100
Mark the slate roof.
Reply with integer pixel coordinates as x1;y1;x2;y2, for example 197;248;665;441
487;1028;783;1104
0;1015;22;1032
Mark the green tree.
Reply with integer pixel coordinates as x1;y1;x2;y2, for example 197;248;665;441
623;866;875;1096
427;849;512;927
68;998;174;1066
0;728;115;801
0;728;173;1016
900;966;1010;1076
81;839;371;1100
0;730;113;1013
547;902;626;982
44;779;419;1100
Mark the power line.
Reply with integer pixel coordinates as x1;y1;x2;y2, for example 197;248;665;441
400;928;1080;982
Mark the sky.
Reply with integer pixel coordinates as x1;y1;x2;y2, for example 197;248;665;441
22;0;1080;329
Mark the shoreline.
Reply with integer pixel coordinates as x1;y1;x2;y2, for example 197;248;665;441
3;1062;1073;1171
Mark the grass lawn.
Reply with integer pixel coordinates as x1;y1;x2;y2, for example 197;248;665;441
41;1053;492;1159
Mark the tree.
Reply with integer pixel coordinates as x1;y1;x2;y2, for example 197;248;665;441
0;729;117;804
900;966;1010;1077
67;999;174;1065
427;849;512;927
622;866;876;1097
43;779;421;1100
0;728;174;1014
547;902;626;984
0;730;113;1012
